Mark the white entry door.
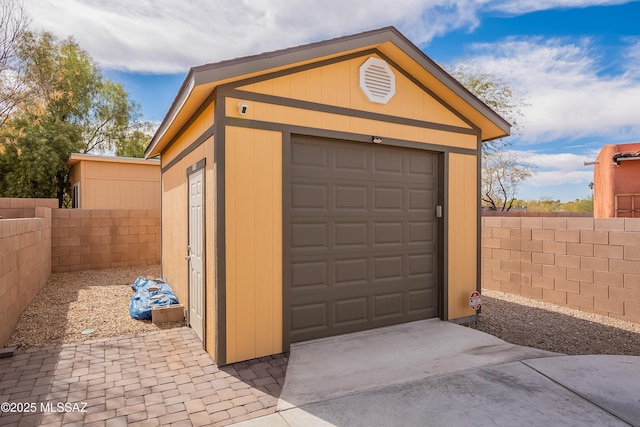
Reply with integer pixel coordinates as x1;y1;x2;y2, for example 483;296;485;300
188;167;205;341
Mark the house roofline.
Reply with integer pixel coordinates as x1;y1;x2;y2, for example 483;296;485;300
145;26;510;158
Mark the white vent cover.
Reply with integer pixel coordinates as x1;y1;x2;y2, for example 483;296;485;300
359;57;396;104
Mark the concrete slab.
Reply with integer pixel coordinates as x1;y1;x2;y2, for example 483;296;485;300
276;362;629;427
278;319;558;410
231;413;290;427
524;355;640;426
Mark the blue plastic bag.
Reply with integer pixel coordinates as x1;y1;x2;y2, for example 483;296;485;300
129;276;179;320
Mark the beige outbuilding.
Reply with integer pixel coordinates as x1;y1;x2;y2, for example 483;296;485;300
145;27;509;365
68;153;160;209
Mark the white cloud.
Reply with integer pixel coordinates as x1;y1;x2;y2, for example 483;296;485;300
509;150;597;200
26;0;467;73
507;149;595;199
464;37;640;145
25;0;637;73
488;0;630;14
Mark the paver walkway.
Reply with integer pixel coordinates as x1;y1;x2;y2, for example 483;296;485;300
0;327;288;427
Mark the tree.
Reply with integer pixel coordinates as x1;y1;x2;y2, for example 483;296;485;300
115;122;154;158
0;31;142;205
481;149;533;211
446;61;534;210
0;0;30;127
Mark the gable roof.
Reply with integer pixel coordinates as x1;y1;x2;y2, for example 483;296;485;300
68;153;160;167
145;26;510;158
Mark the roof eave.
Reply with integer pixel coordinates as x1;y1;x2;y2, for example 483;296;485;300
145;26;511;156
145;71;196;159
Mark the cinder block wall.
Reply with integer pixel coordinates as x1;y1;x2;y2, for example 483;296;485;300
51;209;161;273
0;207;52;346
0;198;58;219
482;216;640;324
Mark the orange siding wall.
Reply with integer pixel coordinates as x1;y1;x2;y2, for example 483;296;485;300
72;161;160;210
448;153;478;318
160;101;215;354
239;54;472;130
225;126;283;363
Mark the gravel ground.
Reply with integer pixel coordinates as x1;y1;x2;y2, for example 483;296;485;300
6;265;185;349
469;289;640;356
6;267;640;357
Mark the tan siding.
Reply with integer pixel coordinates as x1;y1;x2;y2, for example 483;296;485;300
225;126;282;363
162;102;215;166
226;97;477;150
161;100;216;356
377;42;505;141
238;55;471;130
161;141;214;352
75;162;160;210
448;153;478;319
205;153;216;357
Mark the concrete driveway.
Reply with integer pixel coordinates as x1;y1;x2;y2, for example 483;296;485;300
234;319;640;427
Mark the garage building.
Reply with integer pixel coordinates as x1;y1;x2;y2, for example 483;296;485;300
145;26;510;365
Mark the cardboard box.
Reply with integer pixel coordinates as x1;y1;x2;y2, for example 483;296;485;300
152;304;185;324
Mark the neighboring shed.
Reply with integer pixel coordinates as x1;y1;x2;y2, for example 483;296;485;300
593;142;640;218
68;153;160;209
146;27;510;365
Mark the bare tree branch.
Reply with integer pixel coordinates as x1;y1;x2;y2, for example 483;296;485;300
0;0;30;126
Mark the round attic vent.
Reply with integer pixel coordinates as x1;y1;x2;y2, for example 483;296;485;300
359;57;396;104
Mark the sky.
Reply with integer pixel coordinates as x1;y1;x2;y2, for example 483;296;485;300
23;0;640;202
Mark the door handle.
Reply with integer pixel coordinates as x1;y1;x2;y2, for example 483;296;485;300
185;255;193;261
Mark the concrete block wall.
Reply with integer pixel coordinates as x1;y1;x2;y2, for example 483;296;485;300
0;207;52;347
482;216;640;324
0;198;58;219
51;209;161;273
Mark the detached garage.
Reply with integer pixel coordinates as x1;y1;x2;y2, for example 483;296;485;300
145;26;509;365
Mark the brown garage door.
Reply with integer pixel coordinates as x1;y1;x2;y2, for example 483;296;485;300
287;136;438;343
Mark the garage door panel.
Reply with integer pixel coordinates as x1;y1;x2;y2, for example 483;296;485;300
374;187;404;210
288;136;438;343
334;258;368;285
291;261;329;289
334;222;368;247
373;150;404;175
291;183;328;210
409;154;434;175
373;293;404;319
291;223;328;250
408;188;433;210
374;222;404;245
291;303;329;333
292;141;328;169
408;288;436;313
409;254;434;276
335;146;367;172
373;256;404;280
408;221;432;244
334;297;368;326
335;185;368;210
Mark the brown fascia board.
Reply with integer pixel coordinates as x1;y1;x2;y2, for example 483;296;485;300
145;26;510;157
383;29;511;138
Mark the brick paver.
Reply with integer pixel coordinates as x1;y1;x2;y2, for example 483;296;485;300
0;327;288;426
